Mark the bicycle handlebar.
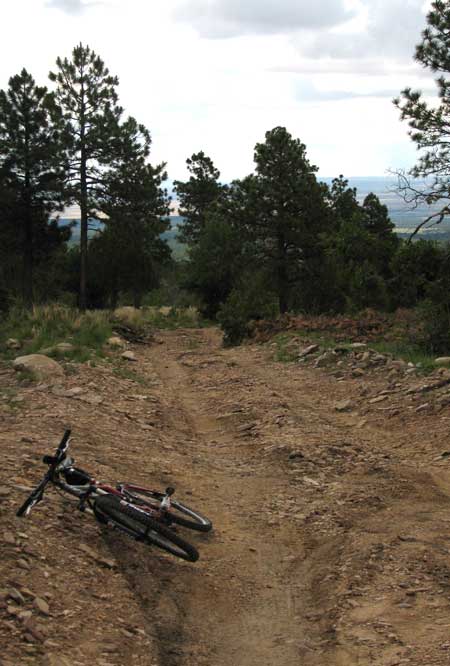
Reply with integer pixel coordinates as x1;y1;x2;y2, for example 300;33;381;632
16;429;72;518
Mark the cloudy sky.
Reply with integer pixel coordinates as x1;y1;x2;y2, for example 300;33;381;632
0;0;435;181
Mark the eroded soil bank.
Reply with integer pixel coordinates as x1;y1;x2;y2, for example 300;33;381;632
2;327;450;665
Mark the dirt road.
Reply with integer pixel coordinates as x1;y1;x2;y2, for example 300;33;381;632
3;328;450;665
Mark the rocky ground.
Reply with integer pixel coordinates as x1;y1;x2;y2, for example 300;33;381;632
2;327;450;665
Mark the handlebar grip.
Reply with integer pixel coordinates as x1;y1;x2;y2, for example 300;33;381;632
59;429;71;449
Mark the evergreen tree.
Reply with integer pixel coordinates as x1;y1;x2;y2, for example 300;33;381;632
96;154;171;308
394;1;450;235
0;69;66;306
49;44;125;309
174;151;224;245
241;127;330;313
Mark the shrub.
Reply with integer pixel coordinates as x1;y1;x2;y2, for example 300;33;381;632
217;276;278;346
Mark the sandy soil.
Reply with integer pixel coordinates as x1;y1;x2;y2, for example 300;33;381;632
2;327;450;665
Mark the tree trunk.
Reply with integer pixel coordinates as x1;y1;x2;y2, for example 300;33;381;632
22;199;33;309
79;86;88;312
23;122;33;309
133;291;142;309
277;233;289;314
79;168;88;311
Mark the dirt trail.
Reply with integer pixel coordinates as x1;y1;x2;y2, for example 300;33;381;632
142;331;308;666
3;327;450;664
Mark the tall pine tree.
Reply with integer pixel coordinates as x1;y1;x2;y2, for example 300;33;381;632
49;44;123;309
0;69;67;306
242;127;329;313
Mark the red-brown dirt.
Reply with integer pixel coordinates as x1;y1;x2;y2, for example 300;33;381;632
2;327;450;665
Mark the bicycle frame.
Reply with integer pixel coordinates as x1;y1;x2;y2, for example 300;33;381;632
19;432;171;524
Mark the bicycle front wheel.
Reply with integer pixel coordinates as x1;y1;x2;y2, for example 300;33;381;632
94;494;199;562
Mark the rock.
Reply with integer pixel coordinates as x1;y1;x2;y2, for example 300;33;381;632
7;604;21;616
333;345;350;354
17;558;30;570
314;352;334;368
435;357;450;366
0;486;9;496
13;355;64;381
33;597;49;616
121;351;137;362
43;656;74;666
349;343;367;349
51;386;84;398
369;395;388;404
79;544;116;569
303;476;320;487
298;344;319;358
19;610;33;622
415;403;430;413
390;359;408;369
8;588;25;605
3;532;15;545
55;343;74;354
6;338;21;350
76;393;103;405
289;451;305;460
106;336;126;349
352;368;365;377
334;399;353;412
372;354;387;365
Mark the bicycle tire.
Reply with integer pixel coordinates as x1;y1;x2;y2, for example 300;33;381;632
122;487;212;533
94;494;199;562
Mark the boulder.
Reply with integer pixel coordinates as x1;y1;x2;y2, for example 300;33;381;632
5;338;21;350
13;355;64;381
121;351;137;362
55;343;74;353
435;357;450;366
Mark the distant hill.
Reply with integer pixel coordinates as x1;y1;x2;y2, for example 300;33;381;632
58;179;450;250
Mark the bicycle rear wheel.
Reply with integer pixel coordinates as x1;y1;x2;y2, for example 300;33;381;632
94;495;199;562
123;486;212;532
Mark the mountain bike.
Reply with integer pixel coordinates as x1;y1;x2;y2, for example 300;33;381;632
16;430;212;562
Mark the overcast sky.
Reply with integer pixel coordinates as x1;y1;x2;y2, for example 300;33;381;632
0;0;436;181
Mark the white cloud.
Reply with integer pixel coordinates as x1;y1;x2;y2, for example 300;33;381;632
173;0;355;38
0;0;435;180
296;0;428;65
45;0;102;14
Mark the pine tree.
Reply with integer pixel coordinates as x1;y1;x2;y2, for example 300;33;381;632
49;44;124;309
0;69;67;306
242;127;329;313
174;151;224;245
98;151;171;308
394;1;450;236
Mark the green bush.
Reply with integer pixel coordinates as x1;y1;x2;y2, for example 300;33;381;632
217;275;278;346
